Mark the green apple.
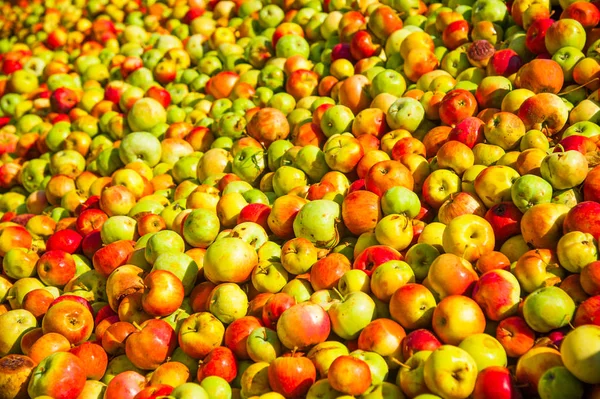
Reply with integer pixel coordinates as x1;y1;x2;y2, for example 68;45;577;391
398;350;432;398
381;186;421;218
119;132;163;167
559;229;598;275
200;376;232;399
320;105;355;138
538;366;584;399
338;270;371;296
0;309;37;356
511;175;553;213
272;165;308;196
171;382;209;399
2;248;38;279
328;291;376;340
267;140;295;171
293;199;341;249
145;230;186;264
386;97;425;132
360;382;405;399
240;362;271;397
246;327;282;363
100;216;137;244
295;145;330;182
9;69;39;94
561;325;600;384
458;334;507;371
423;346;478;399
306;379;343;399
230;222;269;250
282;278;314;303
208;283;248;324
522;286;575;333
404;244;440;282
182;208;220;249
251;260;289;294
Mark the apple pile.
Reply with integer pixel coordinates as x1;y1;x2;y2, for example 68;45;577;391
2;0;600;398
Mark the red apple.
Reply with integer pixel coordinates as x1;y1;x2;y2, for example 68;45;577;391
125;319;177;370
563;201;600;241
268;354;317;398
69;342;108;380
104;370;147;399
353;245;403;276
197;346;237;383
401;329;442;360
473;366;523;399
485;202;523;244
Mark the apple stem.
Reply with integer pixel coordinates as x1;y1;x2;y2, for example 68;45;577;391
332;287;345;301
133;321;142;331
390;357;411;369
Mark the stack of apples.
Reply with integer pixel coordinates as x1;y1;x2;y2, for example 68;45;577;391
2;0;600;398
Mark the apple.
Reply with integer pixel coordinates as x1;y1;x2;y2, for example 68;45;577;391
103;370;147;399
563;201;600;241
142;270;185;317
472;269;521;321
328;291;376;340
459;333;507;371
522;286;575;333
398;350;432;398
200;376;232;399
538;366;584;399
197;346;237;383
268;354;316;398
277;301;330;350
0;354;36;399
27;352;86;399
353;245;403;277
293;199;341;249
432;295;486;345
556;231;598;274
171;382;209;399
125;319;177;370
427;253;479;298
208;283;248;324
328;355;371;396
203;237;258;284
510;174;553;214
561;325;600;384
423;346;478;399
520;203;570;251
280;238;318;275
246;327;282;363
341;190;382;236
473;366;522;399
442;214;495;263
178;312;225;360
